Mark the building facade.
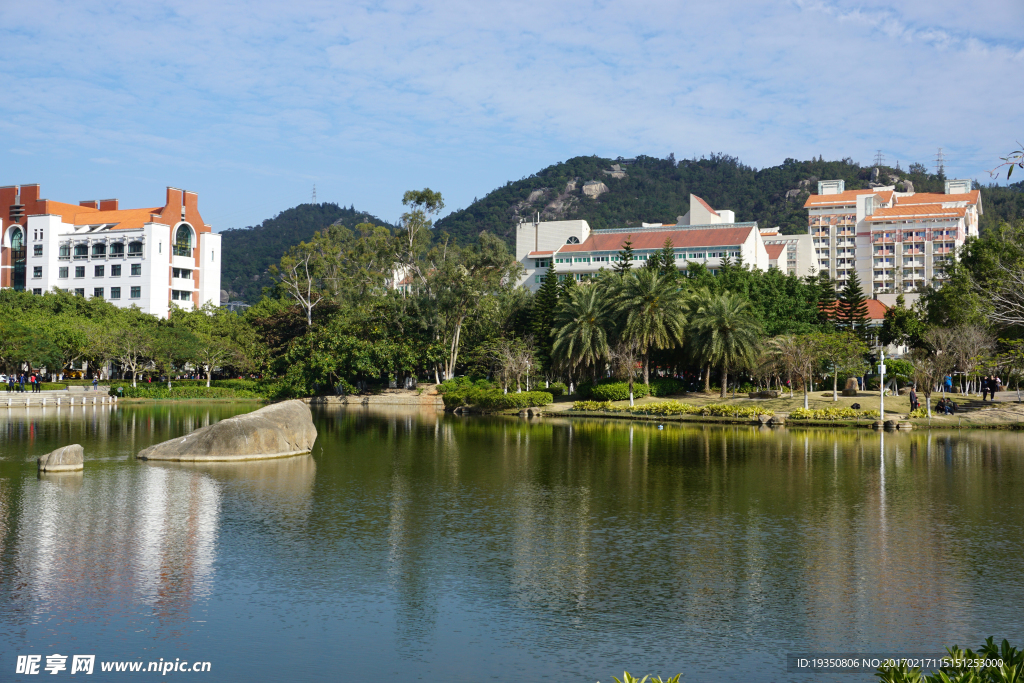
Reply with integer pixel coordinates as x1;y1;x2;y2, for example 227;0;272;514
804;179;980;296
0;184;221;317
760;228;814;277
515;195;773;291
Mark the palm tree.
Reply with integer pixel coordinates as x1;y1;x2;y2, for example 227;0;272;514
690;290;762;398
552;284;612;385
612;269;687;385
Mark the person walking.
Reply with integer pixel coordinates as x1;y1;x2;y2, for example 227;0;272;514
6;375;13;393
18;374;25;393
909;386;919;413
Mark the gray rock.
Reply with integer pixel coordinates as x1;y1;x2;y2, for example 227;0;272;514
137;400;317;462
39;444;84;472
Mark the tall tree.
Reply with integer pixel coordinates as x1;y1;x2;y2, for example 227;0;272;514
530;263;560;377
689;290;762;398
814;271;838;329
552;285;612;384
613;238;634;277
838;270;870;336
613;269;687;384
809;331;869;401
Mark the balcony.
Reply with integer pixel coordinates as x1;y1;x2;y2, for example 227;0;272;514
173;246;192;258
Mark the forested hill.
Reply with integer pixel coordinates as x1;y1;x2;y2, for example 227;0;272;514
434;154;1024;246
220;203;395;303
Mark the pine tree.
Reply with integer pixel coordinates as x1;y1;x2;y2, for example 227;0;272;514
657;238;677;277
815;270;838;329
613;238;634;277
839;270;870;336
531;264;560;374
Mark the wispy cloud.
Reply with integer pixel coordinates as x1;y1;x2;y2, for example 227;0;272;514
0;0;1020;228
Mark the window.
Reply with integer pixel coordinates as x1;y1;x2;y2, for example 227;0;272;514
93;287;104;298
32;288;41;296
127;241;143;257
33;244;42;256
94;265;104;277
111;264;121;276
75;266;85;278
171;289;192;301
74;288;85;297
59;244;70;259
59;267;68;278
172;268;193;279
565;236;580;245
130;286;141;299
211;250;215;262
32;266;42;278
92;243;106;258
174;225;193;256
110;287;121;299
131;263;141;276
74;244;88;259
110;242;124;257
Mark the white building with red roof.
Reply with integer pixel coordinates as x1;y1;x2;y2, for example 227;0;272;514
0;183;221;318
515;194;770;291
804;178;981;297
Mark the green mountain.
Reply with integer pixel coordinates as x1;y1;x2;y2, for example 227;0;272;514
434;154;1024;245
220;203;395;303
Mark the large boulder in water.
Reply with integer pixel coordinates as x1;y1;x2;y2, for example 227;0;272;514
39;444;84;472
137;400;317;462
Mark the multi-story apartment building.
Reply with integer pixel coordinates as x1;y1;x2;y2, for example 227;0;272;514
516;194;771;291
0;184;221;317
804;179;981;296
760;228;814;277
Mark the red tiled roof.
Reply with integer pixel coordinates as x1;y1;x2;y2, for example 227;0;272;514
821;299;889;320
35;200;164;230
559;227;755;253
866;204;967;222
765;243;786;260
693;194;719;216
804;189;876;208
894;190;980;205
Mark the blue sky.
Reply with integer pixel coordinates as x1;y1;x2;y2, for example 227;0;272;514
1;0;1021;230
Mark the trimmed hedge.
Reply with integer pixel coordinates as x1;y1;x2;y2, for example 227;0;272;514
109;385;261;399
578;381;650;402
789;407;881;420
546;382;567;397
443;387;553;411
571;400;774;418
1;383;66;391
649;378;687;397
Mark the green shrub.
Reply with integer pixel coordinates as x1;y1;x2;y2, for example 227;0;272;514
910;407;929;418
789;407;879;420
585;382;650;402
649;378;687;397
570;400;773;417
571;400;614;411
108;384;261;399
546;382;567;397
436;377;485;394
876;637;1021;683
443;387;551;411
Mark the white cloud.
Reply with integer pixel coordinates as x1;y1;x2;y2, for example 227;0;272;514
0;0;1020;226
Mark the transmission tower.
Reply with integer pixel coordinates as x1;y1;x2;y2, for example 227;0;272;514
312;184;317;204
934;148;946;176
873;150;885;166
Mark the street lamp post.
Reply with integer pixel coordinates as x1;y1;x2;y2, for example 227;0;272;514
878;348;887;421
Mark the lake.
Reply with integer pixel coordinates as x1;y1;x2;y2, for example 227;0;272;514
1;403;1023;682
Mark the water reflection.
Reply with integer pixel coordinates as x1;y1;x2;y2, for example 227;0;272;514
1;405;1023;682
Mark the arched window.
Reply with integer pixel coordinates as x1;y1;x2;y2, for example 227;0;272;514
59;244;70;259
174;224;192;257
566;236;580;244
74;244;88;258
109;242;124;257
92;243;106;257
127;241;143;257
10;227;25;291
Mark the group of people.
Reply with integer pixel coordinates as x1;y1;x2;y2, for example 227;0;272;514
5;374;44;393
908;387;962;415
981;375;1003;401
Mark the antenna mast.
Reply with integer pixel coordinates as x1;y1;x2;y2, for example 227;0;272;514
312;184;317;204
934;148;946;176
873;150;885;166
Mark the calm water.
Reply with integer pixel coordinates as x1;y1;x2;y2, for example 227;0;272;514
1;403;1023;682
